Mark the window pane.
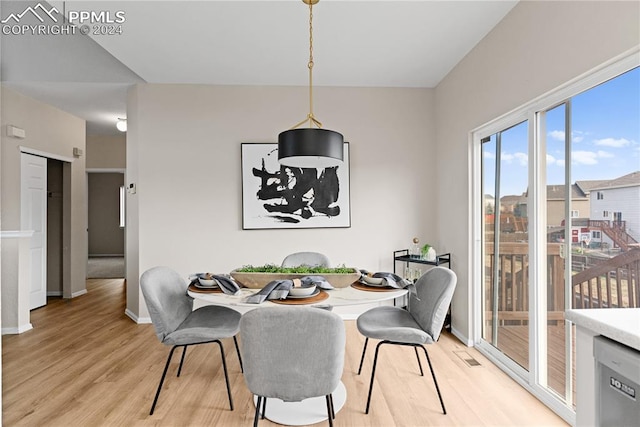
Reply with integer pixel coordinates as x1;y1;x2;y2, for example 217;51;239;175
544;103;570;401
482;121;530;371
571;67;639;312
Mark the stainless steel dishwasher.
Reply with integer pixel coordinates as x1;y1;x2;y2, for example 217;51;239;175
594;335;640;426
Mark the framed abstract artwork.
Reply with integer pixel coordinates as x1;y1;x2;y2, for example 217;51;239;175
241;142;351;229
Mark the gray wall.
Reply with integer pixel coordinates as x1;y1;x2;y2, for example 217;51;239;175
126;84;435;320
86;134;126;170
1;87;87;299
88;173;124;256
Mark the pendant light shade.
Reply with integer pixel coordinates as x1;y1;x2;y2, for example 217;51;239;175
277;0;344;168
278;128;343;168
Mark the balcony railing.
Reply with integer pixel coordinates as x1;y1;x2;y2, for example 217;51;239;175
572;248;640;309
485;244;639;324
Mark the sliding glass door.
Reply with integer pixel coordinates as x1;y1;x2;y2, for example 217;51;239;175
475;59;638;419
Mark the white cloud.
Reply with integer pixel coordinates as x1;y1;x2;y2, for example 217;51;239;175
594;137;632;148
571;150;614;165
572;130;587;143
546;154;565;166
514;152;528;166
572;151;598;165
499;151;528;166
548;130;587;143
549;130;565;141
484;151;495;159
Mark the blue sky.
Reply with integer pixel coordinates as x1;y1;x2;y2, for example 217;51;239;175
484;66;640;196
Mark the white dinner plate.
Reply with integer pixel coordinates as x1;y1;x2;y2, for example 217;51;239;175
286;289;321;299
194;282;219;289
358;279;389;288
362;275;384;286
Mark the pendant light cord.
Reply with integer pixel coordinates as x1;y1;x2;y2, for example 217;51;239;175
308;1;315;127
290;0;323;130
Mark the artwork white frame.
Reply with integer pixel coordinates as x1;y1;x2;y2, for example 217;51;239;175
241;142;351;229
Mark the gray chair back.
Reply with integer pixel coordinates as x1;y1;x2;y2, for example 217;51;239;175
140;266;193;343
408;267;457;342
281;251;330;268
240;306;345;402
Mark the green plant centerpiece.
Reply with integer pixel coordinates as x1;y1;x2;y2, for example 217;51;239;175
231;264;360;289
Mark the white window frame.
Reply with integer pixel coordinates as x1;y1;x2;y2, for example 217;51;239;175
470;48;639;425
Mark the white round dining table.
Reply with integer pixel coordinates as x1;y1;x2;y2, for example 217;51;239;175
188;284;407;309
188;284;408;426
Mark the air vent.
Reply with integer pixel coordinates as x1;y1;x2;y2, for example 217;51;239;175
455;351;481;367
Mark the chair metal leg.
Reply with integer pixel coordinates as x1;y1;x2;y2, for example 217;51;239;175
357;337;369;375
364;341;446;416
261;397;267;419
214;340;234;411
177;345;188;377
150;345;179;415
233;335;244;373
253;396;262;427
365;340;385;414
414;346;424;376
326;395;334;427
420;346;446;414
329;393;335;419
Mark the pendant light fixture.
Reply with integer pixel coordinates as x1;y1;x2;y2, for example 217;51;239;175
278;0;344;168
116;118;127;132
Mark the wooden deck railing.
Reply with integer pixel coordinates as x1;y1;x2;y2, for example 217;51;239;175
484;242;564;323
485;244;639;324
572;248;640;309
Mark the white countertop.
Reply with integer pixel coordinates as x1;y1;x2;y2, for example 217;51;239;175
566;308;640;351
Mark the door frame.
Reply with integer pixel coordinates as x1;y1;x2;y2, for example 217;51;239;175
86;168;126;277
20;147;74;300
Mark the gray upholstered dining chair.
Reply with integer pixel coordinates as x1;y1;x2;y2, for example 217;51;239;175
239;306;346;427
140;266;243;415
356;266;457;415
281;251;330;268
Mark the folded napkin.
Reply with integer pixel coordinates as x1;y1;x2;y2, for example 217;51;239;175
188;273;241;295
300;275;334;290
243;275;335;304
244;279;293;304
359;270;417;296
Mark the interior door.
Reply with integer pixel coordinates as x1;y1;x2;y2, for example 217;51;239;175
21;153;47;309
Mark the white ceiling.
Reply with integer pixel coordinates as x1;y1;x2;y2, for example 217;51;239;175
1;0;518;135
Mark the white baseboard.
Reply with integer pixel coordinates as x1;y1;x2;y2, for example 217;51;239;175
451;326;473;346
47;291;63;297
125;308;151;324
71;289;87;298
2;323;33;335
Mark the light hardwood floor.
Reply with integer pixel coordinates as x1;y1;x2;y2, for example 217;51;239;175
2;279;568;426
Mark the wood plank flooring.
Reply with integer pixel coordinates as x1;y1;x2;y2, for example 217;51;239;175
2;279;568;426
494;324;577;405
